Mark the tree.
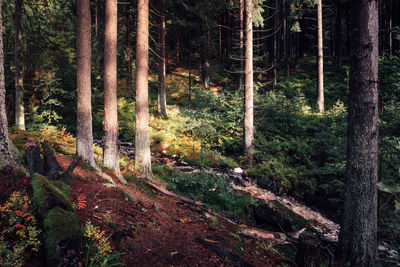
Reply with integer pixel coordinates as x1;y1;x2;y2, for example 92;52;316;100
157;0;167;117
0;0;16;169
317;0;324;113
103;0;124;181
15;0;24;130
76;0;97;168
338;0;379;265
243;0;253;155
135;0;152;179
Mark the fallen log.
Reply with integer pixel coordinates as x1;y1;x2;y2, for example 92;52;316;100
139;178;289;245
195;237;254;267
26;142;82;266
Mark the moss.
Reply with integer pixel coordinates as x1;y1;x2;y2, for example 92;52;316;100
32;174;73;216
43;207;81;265
269;200;308;229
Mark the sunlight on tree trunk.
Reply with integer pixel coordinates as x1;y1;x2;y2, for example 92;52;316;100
157;0;167;117
135;0;152;179
317;0;324;113
15;0;25;130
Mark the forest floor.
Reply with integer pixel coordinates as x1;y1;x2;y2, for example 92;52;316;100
1;133;295;266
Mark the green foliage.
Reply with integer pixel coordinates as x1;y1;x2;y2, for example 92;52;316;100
83;221;124;267
32;174;73;215
158;171;257;217
0;192;42;267
43;207;80;263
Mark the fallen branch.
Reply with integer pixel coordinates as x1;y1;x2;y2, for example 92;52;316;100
195;237;254;267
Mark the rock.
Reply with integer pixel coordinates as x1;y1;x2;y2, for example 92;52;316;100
233;167;243;174
253;200;308;232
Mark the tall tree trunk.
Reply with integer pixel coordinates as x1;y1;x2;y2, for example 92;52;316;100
176;34;180;65
283;0;289;77
336;0;342;66
239;0;244;90
243;0;253;155
0;0;13;167
15;0;24;130
339;0;379;266
125;5;134;99
76;0;97;168
157;0;167;117
389;0;393;55
273;0;278;88
317;0;324;113
103;0;122;178
135;0;152;179
188;56;192;104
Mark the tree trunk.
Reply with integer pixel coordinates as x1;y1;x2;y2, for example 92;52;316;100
336;0;342;66
389;0;393;55
283;0;289;77
188;57;192;104
0;0;13;168
339;0;379;266
239;0;244;90
135;0;152;179
125;5;134;99
103;0;121;176
76;0;97;168
317;0;324;113
243;0;253;155
273;0;278;88
157;0;167;117
15;0;24;130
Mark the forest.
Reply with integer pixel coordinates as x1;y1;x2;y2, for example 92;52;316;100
0;0;399;266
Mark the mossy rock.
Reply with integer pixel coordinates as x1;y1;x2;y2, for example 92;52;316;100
253;200;308;232
43;207;81;266
32;174;73;216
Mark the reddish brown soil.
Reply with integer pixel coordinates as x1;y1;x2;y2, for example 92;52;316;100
54;155;291;267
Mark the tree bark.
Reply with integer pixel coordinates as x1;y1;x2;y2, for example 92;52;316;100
317;0;324;113
76;0;97;168
103;0;121;176
273;0;278;88
125;5;134;99
15;0;24;130
243;0;253;155
338;0;379;266
335;0;342;66
239;0;244;90
283;0;289;77
135;0;152;179
0;0;13;167
157;0;167;117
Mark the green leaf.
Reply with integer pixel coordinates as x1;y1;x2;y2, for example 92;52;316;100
377;180;400;193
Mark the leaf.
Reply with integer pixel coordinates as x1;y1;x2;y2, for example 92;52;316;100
395;200;400;212
377;180;400;193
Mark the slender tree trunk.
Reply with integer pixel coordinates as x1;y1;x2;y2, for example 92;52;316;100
336;0;342;66
283;0;289;77
95;0;98;37
157;0;167;117
317;0;324;113
135;0;152;179
389;0;393;55
188;57;192;104
76;0;97;168
0;0;13;167
103;0;122;178
176;34;180;65
125;6;134;99
339;0;379;266
15;0;24;130
243;0;253;155
273;0;278;88
239;0;244;90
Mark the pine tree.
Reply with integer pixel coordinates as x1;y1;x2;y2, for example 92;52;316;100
135;0;152;179
76;0;98;168
339;0;379;265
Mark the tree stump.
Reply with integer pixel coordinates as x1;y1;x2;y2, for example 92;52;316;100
295;232;321;267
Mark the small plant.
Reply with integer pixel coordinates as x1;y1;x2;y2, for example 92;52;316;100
0;191;42;266
83;221;124;267
75;193;87;210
